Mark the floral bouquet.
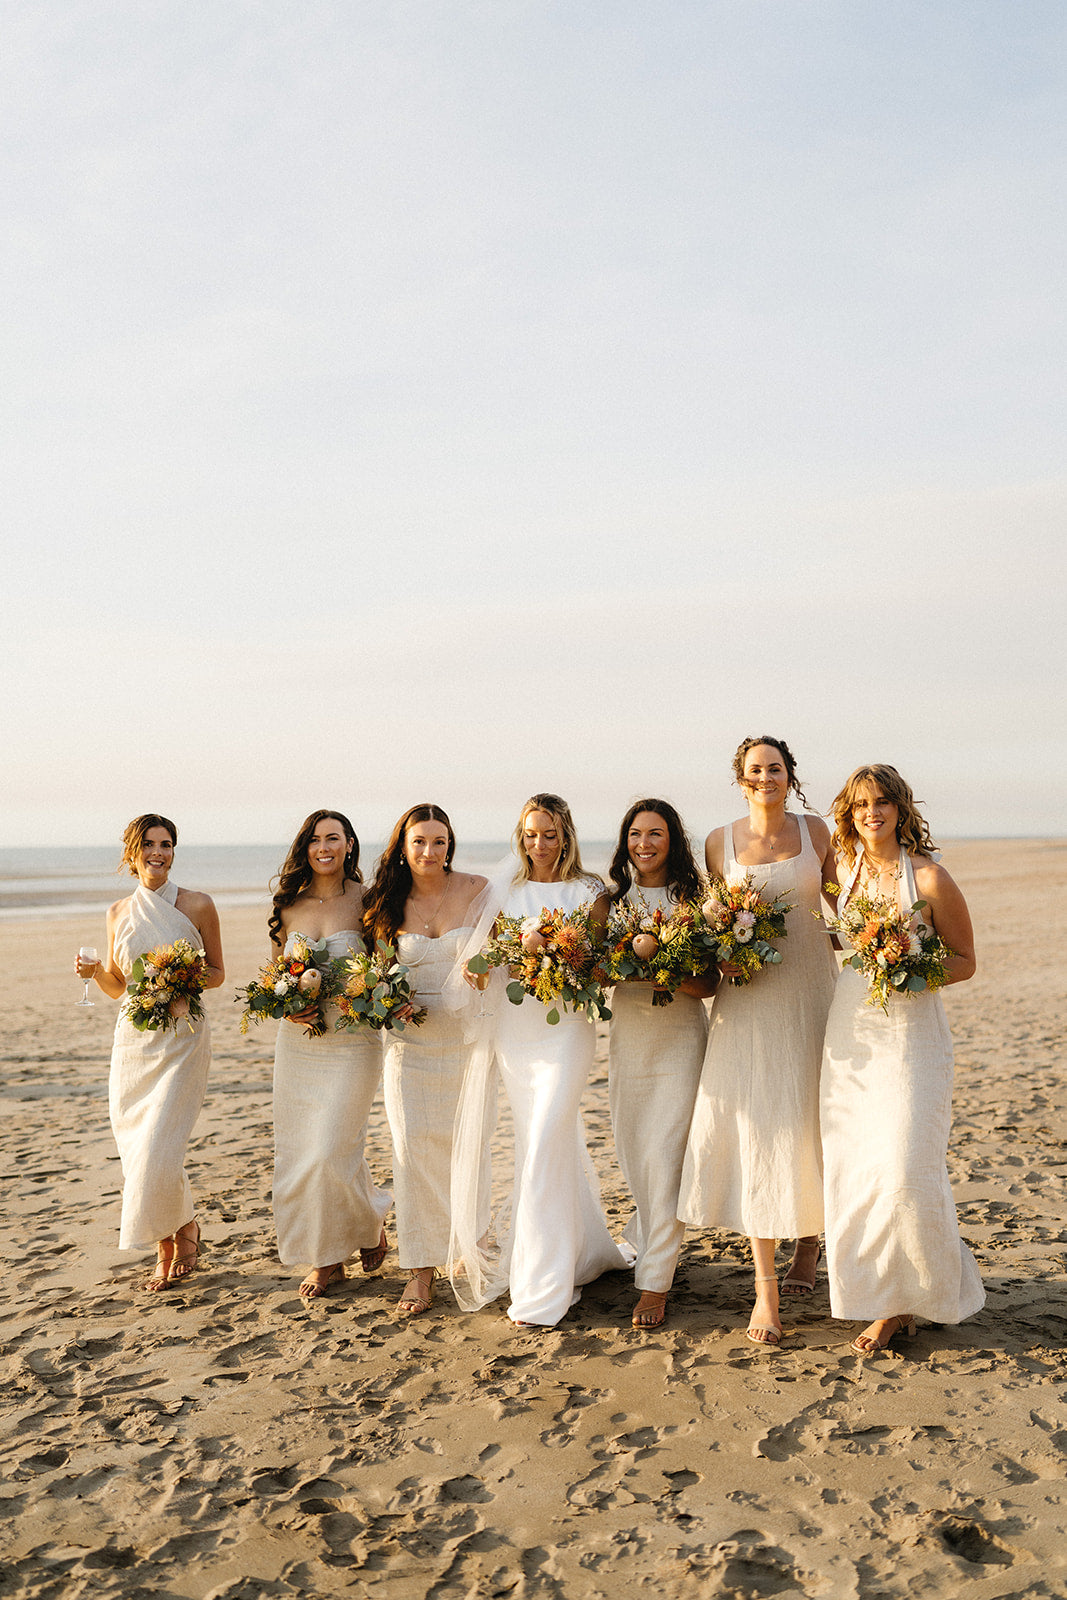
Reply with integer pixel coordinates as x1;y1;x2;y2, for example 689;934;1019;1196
335;940;428;1034
125;939;208;1033
697;874;791;985
467;904;612;1025
823;888;951;1013
236;936;346;1037
604;897;713;1006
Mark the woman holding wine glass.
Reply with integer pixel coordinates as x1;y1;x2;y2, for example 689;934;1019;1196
269;810;391;1300
820;765;983;1353
74;814;224;1290
607;799;716;1329
362;804;487;1317
449;793;633;1328
678;738;838;1346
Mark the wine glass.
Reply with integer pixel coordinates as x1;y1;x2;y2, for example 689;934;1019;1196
76;947;99;1008
472;968;491;1020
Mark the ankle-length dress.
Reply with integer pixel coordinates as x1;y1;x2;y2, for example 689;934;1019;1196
820;850;984;1324
109;880;212;1250
384;928;474;1268
272;930;390;1267
449;875;633;1326
678;815;836;1239
609;886;707;1293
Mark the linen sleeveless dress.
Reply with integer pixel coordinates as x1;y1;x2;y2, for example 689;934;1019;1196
110;880;212;1250
678;815;836;1238
384;928;473;1268
820;850;985;1323
494;878;633;1325
608;885;707;1293
272;930;390;1267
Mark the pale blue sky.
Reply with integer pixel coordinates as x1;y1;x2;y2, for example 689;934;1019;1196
3;2;1064;846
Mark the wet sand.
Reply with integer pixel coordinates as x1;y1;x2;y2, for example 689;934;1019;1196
1;839;1065;1598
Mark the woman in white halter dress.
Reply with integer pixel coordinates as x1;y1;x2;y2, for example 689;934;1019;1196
820;765;983;1354
448;793;633;1328
678;737;837;1346
606;799;715;1329
269;810;390;1300
75;814;225;1290
361;804;487;1317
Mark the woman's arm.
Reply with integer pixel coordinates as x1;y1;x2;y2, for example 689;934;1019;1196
179;891;225;988
913;860;976;984
76;900;128;1000
704;827;726;878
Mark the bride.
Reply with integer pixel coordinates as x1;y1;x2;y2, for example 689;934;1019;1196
448;792;632;1328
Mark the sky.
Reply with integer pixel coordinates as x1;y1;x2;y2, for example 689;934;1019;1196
2;1;1064;849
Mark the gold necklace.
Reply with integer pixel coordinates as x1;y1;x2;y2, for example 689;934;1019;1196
410;878;449;931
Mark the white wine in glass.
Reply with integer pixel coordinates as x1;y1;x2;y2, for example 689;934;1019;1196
76;947;99;1008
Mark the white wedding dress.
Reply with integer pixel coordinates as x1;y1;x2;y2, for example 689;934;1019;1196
448;875;633;1325
820;850;984;1324
272;930;391;1267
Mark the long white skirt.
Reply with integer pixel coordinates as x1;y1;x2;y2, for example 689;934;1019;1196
820;965;984;1324
273;1021;391;1267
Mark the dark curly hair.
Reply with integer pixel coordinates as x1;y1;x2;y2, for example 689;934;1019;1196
731;735;811;809
268;810;362;945
608;798;702;905
362;804;455;950
119;814;178;876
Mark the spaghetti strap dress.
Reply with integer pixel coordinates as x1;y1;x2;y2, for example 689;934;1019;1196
820;850;984;1323
678;815;836;1238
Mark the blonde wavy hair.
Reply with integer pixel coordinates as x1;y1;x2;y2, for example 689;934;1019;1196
512;792;591;885
831;765;939;868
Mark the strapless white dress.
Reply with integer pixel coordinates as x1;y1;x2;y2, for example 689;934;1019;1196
384;928;473;1268
608;885;707;1293
272;930;390;1266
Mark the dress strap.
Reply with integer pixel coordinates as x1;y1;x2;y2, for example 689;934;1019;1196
840;851;864;902
899;849;919;911
723;823;737;873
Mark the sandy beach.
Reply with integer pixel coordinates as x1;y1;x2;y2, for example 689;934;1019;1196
1;838;1065;1599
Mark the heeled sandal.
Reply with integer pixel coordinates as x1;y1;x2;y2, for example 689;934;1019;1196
360;1228;388;1273
850;1314;916;1355
746;1272;782;1347
397;1267;436;1317
781;1239;821;1296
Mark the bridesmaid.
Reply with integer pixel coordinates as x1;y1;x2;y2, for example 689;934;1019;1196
821;765;983;1353
450;793;633;1327
75;814;224;1289
362;804;487;1317
607;799;715;1329
678;737;837;1346
269;810;390;1299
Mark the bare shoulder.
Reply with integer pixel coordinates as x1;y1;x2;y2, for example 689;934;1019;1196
704;824;727;875
176;888;217;918
911;856;959;897
106;894;133;924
